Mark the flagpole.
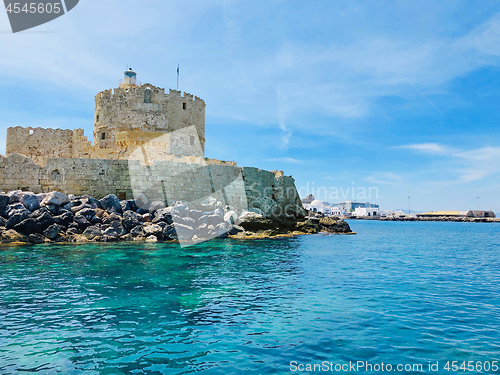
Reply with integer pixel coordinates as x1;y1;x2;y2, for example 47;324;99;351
177;64;179;91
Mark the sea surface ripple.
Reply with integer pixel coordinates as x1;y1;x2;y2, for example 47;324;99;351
1;221;500;374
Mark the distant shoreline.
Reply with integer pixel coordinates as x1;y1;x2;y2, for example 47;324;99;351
347;216;500;223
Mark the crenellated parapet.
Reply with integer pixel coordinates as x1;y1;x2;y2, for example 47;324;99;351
94;82;206;156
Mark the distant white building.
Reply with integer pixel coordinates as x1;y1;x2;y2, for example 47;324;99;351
354;207;380;217
302;199;347;216
330;205;347;216
301;194;315;205
305;199;326;213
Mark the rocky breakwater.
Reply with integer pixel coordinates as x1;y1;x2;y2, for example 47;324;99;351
0;191;353;245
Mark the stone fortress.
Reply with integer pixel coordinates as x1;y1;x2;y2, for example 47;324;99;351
1;69;303;219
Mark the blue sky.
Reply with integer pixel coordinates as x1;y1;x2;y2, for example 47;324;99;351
1;0;500;212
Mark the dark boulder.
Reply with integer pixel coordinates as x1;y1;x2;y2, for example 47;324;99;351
238;212;274;232
125;199;138;212
45;204;61;215
82;226;102;240
20;193;40;212
91;216;103;225
13;218;38;235
8;190;24;204
122;210;142;231
6;203;28;217
143;223;163;240
83;195;101;209
120;200;131;213
103;213;122;225
54;211;74;227
130;225;145;237
319;217;352;233
43;224;61;240
73;215;91;231
71;203;91;214
102;235;119;242
34;212;56;233
0;194;10;210
5;210;30;229
76;208;96;221
102;221;126;237
29;233;48;244
228;225;244;235
99;194;122;214
163;225;177;240
153;207;174;224
29;206;52;219
137;207;150;215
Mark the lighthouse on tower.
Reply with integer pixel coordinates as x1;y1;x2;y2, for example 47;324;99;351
119;67;141;88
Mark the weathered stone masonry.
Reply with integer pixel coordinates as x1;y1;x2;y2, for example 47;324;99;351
0;153;302;214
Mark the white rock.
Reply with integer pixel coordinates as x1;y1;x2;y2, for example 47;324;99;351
41;191;70;206
134;193;149;209
224;210;238;224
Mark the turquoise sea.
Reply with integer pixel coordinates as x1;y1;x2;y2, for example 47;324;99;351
1;221;500;374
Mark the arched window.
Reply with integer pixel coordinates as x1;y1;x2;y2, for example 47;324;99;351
51;169;61;181
144;87;152;103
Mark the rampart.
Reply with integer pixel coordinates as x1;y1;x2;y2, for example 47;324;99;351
0;153;302;216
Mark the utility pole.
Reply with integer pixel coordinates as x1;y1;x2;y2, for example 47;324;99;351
408;196;411;215
477;197;480;210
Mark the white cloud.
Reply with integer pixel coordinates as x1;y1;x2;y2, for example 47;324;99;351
366;172;401;185
453;147;500;182
395;143;451;154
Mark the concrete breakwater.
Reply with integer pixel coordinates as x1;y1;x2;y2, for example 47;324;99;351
351;216;500;223
0;191;353;246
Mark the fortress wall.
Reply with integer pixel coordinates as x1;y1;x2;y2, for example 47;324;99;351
0;153;43;193
0;156;303;220
6;127;75;166
40;158;133;198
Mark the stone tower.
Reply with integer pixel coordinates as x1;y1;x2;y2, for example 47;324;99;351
93;69;206;157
